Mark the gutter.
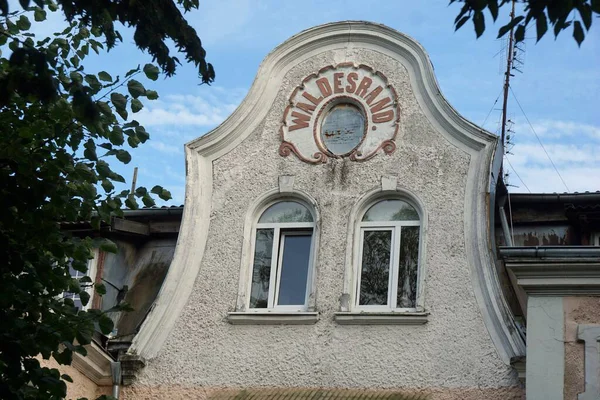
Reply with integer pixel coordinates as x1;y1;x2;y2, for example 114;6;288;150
499;246;600;259
120;207;183;218
508;192;600;204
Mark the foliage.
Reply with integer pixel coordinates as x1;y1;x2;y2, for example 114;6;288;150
0;0;206;398
0;0;214;106
450;0;599;46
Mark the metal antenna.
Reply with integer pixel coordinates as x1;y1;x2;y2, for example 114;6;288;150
500;0;517;149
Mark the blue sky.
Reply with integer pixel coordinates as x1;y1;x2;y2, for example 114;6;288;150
28;1;600;204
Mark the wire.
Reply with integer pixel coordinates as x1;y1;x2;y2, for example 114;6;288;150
504;155;532;193
481;89;504;128
509;86;570;192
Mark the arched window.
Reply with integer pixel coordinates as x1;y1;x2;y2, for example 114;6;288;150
356;199;421;311
249;201;315;311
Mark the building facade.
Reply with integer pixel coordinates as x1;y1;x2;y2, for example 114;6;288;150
57;21;600;400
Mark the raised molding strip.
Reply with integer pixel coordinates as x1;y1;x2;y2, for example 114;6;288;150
577;324;600;400
334;312;428;325
227;312;319;325
71;342;113;386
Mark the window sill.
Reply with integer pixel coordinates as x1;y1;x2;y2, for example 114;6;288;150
334;312;429;325
227;311;319;325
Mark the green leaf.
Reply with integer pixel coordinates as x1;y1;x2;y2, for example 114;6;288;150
497;15;524;38
455;15;469;31
127;135;141;148
98;71;113;82
577;3;593;30
98;315;114;335
487;0;498;21
142;194;156;208
95;282;107;295
127;80;146;98
151;185;171;201
143;63;160;81
135;187;147;197
109;127;124;145
99;239;118;253
79;291;90;307
536;12;548;42
135;126;149;143
110;92;127;110
61;374;73;383
34;8;47;22
514;24;526;43
97;101;113;116
473;10;485;38
17;15;31;31
125;195;139;210
101;179;115;192
145;90;159;100
131;98;143;113
573;21;584;46
115;150;132;164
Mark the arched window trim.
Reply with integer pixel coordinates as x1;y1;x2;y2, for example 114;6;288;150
235;188;320;313
341;187;428;314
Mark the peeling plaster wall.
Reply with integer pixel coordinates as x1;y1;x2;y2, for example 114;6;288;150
137;47;520;391
564;297;600;400
38;357;110;400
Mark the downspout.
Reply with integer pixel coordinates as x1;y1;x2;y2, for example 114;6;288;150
110;361;121;399
498;196;513;247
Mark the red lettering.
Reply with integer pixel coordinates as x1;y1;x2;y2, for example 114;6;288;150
363;86;383;105
288;111;311;131
316;77;332;97
333;72;344;93
345;72;358;93
355;76;373;98
372;110;394;123
370;97;392;113
302;91;322;106
296;102;316;114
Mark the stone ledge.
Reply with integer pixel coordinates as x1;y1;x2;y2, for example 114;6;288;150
334;312;429;325
227;312;319;325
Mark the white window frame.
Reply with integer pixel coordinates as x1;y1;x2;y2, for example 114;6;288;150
247;201;316;312
63;249;99;310
355;215;421;312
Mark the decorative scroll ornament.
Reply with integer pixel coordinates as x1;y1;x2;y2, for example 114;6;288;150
279;63;400;164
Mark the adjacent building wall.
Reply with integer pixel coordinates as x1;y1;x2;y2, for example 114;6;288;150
564;297;600;400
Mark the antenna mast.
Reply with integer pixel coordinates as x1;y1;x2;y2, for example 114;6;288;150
501;0;517;148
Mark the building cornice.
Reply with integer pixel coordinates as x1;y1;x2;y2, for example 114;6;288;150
501;248;600;296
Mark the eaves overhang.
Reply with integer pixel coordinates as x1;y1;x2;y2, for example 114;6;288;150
500;246;600;296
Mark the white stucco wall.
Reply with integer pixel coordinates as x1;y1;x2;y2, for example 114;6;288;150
136;41;519;390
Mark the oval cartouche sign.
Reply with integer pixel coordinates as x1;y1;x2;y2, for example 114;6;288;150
280;63;400;163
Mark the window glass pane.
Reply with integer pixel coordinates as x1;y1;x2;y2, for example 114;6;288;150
359;230;392;305
258;201;313;223
277;233;312;306
362;200;419;222
249;229;274;308
397;226;420;308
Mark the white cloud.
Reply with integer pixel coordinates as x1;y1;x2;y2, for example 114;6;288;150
148;141;182;155
135;87;245;129
505;119;600;193
527;120;600;140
